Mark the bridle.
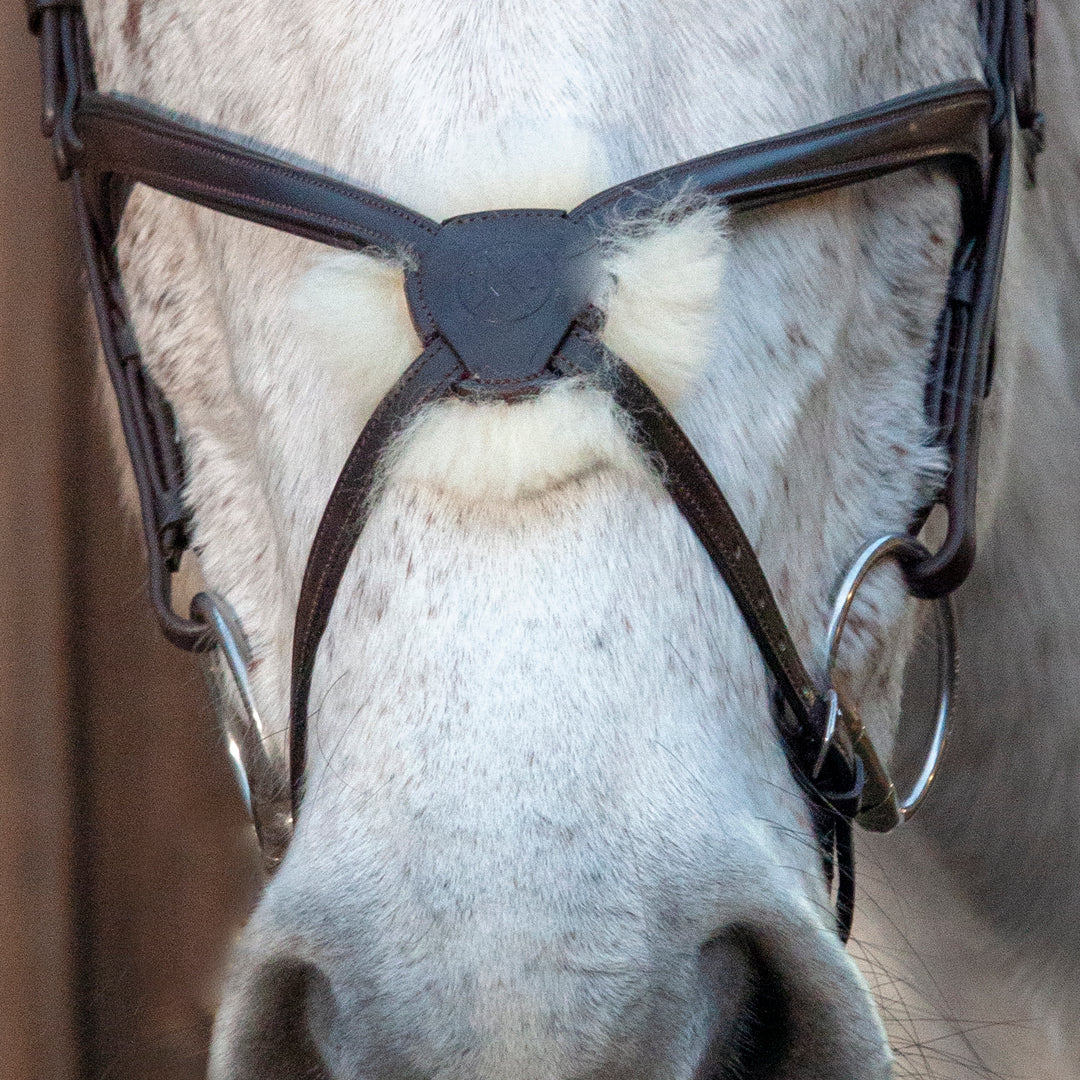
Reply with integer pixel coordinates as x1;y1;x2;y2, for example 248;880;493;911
27;0;1042;942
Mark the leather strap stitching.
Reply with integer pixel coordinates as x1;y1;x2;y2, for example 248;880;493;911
289;339;464;805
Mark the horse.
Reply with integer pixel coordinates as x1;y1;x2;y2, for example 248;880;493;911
52;0;1080;1076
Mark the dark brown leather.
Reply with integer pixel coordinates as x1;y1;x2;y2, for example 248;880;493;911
553;330;823;732
289;340;465;805
286;320;865;938
908;101;1014;596
70;167;212;651
571;82;991;231
24;0;79;34
69;68;1000;602
906;0;1034;595
404;209;598;392
552;327;864;937
74;93;439;259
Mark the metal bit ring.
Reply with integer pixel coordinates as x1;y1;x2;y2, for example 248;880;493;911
826;534;956;823
190;592;294;871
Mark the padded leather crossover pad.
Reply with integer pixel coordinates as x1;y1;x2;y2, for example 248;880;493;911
405;209;598;390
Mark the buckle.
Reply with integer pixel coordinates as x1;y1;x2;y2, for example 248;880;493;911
32;4;85;178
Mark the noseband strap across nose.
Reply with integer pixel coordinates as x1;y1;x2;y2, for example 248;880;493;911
287;302;866;935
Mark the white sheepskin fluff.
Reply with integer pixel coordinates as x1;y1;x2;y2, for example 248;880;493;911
290;163;729;502
386;379;649;501
599;203;729;408
290;253;422;430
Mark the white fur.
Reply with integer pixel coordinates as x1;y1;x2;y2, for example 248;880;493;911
599;204;729;407
389;380;649;502
392;120;612;221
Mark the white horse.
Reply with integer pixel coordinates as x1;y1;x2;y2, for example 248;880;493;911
82;0;1079;1076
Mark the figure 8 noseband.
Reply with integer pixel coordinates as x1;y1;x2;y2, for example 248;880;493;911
28;0;1042;941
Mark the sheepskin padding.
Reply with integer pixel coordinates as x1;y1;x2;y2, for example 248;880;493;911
598;202;729;408
290;189;729;502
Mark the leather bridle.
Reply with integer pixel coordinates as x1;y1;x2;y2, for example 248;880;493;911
27;0;1042;942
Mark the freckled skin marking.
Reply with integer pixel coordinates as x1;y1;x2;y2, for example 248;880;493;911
784;322;811;351
123;0;143;47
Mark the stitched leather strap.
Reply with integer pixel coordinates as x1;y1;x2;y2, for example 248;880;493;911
552;330;825;731
74;94;439;259
553;328;865;939
285;320;863;936
285;322;863;937
289;339;465;806
571;81;991;232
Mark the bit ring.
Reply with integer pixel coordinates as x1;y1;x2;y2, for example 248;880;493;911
190;592;293;871
825;534;956;822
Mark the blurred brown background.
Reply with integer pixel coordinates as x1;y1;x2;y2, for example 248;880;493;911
1;6;260;1079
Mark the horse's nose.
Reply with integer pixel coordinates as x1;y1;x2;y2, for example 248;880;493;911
691;928;891;1080
210;920;890;1080
210;956;335;1080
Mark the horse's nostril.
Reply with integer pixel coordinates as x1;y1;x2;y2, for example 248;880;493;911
695;925;893;1080
212;957;334;1080
696;931;790;1080
726;949;788;1078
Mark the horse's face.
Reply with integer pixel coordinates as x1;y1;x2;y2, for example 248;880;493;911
88;0;981;1075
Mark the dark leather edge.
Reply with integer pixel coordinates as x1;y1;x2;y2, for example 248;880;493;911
288;339;464;810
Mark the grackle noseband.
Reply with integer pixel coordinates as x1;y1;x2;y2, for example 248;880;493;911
27;0;1042;941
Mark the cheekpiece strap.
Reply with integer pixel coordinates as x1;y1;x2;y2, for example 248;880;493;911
25;0;81;33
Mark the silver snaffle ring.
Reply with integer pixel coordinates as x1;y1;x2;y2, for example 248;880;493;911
825;534;956;821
